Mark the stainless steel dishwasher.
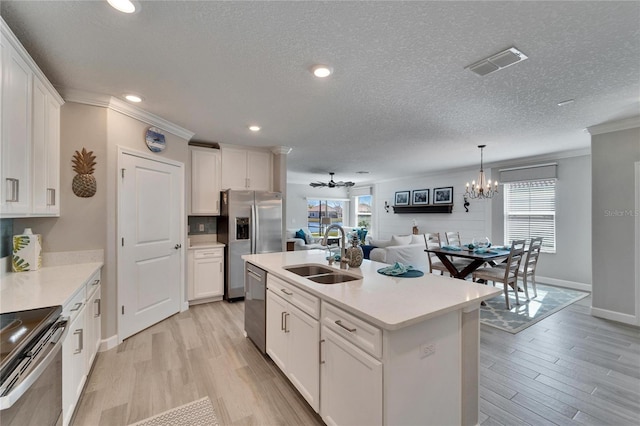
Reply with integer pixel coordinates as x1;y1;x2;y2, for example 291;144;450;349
244;262;267;354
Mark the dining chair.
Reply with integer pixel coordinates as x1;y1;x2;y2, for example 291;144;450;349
445;231;463;247
472;239;526;309
426;233;448;275
521;237;543;298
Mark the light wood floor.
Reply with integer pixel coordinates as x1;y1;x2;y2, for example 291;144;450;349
72;296;640;426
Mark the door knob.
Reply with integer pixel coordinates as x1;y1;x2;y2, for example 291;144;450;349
174;244;182;249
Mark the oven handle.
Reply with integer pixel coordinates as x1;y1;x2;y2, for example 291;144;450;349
0;319;68;410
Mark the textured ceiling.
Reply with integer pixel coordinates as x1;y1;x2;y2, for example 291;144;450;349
2;1;639;184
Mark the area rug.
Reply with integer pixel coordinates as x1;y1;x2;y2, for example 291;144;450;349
128;397;219;426
480;283;589;334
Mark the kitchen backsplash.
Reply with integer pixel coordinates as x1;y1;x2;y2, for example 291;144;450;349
0;219;13;259
188;216;217;235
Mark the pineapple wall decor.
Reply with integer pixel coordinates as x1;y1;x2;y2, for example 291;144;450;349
72;148;97;197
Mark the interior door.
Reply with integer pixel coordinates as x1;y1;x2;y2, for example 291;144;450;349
118;151;184;341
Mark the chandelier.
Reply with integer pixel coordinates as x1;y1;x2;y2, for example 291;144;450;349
465;145;498;199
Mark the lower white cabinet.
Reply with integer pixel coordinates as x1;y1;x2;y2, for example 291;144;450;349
188;247;224;303
320;325;383;426
266;287;320;411
62;291;86;426
62;269;101;426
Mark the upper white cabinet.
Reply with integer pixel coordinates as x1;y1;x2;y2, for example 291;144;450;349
0;31;32;216
190;147;221;215
0;18;63;218
221;146;272;191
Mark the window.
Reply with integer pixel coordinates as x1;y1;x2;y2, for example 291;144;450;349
307;199;347;237
504;180;556;253
355;195;372;229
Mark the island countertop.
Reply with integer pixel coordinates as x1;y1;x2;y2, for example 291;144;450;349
1;262;103;313
242;250;500;330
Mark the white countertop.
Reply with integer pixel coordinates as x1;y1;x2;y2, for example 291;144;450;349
188;242;225;250
1;262;103;313
242;250;501;331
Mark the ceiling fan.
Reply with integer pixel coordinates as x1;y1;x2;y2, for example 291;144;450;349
309;172;355;188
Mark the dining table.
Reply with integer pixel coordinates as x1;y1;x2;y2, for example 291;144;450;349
425;246;512;280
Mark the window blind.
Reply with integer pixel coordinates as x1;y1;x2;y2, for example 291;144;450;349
504;180;556;253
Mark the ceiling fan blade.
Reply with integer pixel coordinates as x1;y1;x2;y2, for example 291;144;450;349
309;182;327;187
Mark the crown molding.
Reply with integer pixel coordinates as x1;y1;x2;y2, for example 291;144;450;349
587;116;640;136
272;146;293;155
60;88;195;141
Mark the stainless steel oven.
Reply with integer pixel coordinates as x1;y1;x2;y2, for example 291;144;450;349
0;306;67;426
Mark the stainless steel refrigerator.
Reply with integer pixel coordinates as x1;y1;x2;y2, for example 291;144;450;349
218;190;283;301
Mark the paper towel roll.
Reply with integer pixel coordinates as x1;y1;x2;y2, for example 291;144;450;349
12;228;42;272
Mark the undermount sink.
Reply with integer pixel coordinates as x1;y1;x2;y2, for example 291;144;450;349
307;273;360;284
285;264;335;277
284;263;361;285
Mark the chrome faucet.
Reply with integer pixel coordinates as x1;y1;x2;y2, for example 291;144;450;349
323;224;349;269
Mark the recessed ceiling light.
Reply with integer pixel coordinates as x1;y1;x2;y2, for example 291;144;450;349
124;94;143;103
107;0;136;14
249;125;261;132
311;65;333;78
557;99;575;107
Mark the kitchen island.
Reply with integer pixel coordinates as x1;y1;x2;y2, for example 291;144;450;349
242;250;500;426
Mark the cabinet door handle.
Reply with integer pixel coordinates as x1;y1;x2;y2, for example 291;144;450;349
319;339;325;364
280;288;293;296
284;312;290;333
335;320;356;333
47;188;56;206
5;178;19;202
92;279;100;286
70;302;83;312
281;311;286;331
73;329;84;354
95;298;101;317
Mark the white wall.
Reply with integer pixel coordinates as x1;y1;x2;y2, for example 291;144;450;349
491;154;592;288
591;122;640;324
372;168;492;242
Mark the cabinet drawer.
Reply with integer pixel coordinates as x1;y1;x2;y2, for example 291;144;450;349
63;286;86;323
267;275;319;320
85;270;101;299
194;248;223;259
322;302;382;359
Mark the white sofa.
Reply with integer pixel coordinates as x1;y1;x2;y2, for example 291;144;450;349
369;234;429;270
286;228;326;250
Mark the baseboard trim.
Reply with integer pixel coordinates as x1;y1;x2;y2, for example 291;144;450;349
590;307;639;326
536;276;591;292
99;335;119;352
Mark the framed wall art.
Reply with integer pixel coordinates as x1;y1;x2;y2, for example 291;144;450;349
433;186;453;204
394;191;410;206
412;189;429;205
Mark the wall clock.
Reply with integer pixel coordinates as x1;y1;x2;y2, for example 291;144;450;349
145;127;166;152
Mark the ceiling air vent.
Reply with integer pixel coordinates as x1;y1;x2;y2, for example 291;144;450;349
466;47;528;77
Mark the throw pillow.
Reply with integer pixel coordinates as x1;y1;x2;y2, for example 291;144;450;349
390;235;412;246
295;229;306;240
304;232;313;245
410;234;427;247
370;238;391;248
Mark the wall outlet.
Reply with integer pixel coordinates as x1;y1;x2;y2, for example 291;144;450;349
198;224;205;232
420;343;436;358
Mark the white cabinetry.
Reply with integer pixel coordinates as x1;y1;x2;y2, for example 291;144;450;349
190;147;221;215
266;275;320;411
62;287;86;426
320;325;383;426
0;19;63;218
85;272;101;368
31;77;60;215
0;30;31;215
221;146;272;191
188;247;224;303
62;268;102;426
